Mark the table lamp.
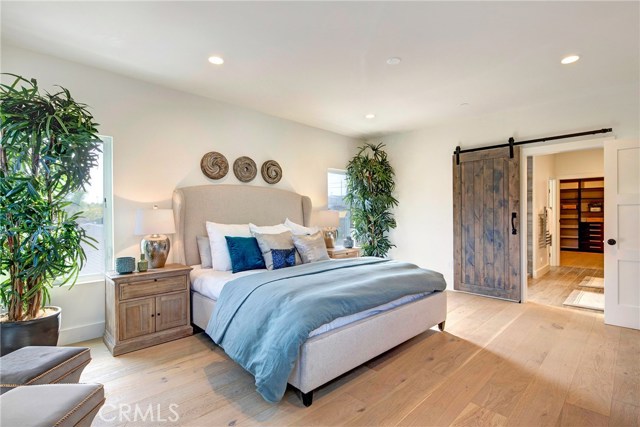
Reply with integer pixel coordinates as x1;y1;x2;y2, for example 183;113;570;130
314;210;340;248
134;205;176;268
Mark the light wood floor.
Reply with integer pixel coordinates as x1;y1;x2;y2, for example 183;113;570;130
77;291;639;426
560;251;604;269
528;265;604;309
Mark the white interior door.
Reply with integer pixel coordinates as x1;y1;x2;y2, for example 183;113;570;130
604;139;640;330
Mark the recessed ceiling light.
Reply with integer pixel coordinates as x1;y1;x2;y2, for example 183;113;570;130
208;56;224;65
561;55;580;65
386;57;402;65
365;113;376;119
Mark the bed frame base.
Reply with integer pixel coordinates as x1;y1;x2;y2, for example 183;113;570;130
192;290;446;407
438;320;446;331
299;390;313;407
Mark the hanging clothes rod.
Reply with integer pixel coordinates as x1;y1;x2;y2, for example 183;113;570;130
453;128;613;165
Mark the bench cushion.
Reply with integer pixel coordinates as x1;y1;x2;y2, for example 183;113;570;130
0;347;91;394
0;383;105;427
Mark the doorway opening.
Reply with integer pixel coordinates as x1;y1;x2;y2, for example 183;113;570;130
525;148;605;312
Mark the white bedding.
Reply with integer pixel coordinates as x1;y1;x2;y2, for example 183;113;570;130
189;264;431;338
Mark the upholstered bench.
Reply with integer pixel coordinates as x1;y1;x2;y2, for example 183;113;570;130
0;383;105;427
0;346;91;394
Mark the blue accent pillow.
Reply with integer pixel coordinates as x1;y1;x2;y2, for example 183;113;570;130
225;236;266;273
271;248;296;270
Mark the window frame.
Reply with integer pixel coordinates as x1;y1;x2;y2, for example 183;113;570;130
67;135;114;285
327;168;352;242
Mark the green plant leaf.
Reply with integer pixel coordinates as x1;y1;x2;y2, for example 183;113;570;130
1;74;100;321
345;143;398;258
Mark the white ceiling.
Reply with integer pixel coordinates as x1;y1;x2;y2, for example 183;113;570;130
2;1;638;138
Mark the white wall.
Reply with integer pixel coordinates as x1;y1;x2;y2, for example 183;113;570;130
380;83;639;289
554;148;604;178
2;45;359;344
532;155;555;277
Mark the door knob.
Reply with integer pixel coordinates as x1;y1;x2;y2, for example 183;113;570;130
607;239;617;245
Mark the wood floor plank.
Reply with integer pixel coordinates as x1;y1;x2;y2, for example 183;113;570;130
450;402;508;427
612;328;640;407
74;290;639;426
505;310;596;426
397;349;501;426
565;321;620;416
558;402;609;427
344;368;446;426
470;305;568;417
528;263;604;309
609;400;640;427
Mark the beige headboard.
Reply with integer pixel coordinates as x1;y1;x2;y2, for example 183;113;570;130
172;185;312;266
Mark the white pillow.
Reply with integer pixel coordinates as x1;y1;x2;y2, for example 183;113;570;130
284;218;319;235
249;223;289;235
205;222;251;271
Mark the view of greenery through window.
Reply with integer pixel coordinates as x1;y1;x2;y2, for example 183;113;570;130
327;170;352;244
65;143;106;280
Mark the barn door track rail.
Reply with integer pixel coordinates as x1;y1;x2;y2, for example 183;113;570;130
454;128;613;165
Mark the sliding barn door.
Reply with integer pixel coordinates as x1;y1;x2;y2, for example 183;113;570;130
453;146;521;301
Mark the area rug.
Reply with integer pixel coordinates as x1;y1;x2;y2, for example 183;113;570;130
563;290;604;311
579;276;605;289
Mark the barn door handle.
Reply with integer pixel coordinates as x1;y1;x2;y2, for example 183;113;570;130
511;212;518;235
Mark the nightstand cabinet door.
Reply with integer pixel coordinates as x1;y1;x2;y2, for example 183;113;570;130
119;298;155;341
155;293;188;332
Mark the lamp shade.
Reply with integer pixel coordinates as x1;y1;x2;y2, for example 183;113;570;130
134;208;176;235
314;210;340;228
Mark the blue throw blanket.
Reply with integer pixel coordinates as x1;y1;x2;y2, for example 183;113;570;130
206;257;446;403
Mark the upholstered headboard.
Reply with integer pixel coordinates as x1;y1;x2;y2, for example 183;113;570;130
172;185;312;266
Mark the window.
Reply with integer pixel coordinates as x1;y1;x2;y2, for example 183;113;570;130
64;136;113;283
327;169;351;242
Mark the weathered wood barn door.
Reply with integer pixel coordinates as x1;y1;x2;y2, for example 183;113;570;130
453;146;521;301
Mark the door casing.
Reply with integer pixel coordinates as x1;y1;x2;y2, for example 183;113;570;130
519;137;608;302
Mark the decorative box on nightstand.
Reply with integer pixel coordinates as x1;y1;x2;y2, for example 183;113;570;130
327;246;361;259
104;264;193;356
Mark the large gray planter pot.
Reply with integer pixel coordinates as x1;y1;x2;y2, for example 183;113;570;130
0;306;61;356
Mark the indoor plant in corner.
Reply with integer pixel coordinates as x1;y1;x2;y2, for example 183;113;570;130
0;74;101;355
345;142;399;257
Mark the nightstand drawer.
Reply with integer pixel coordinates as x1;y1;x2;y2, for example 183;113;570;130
328;247;361;259
119;275;187;300
331;250;358;259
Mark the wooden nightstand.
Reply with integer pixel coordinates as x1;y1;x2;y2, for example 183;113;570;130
104;264;193;356
327;246;361;259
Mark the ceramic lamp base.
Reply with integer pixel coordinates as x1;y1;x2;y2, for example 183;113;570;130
323;231;336;249
141;234;170;268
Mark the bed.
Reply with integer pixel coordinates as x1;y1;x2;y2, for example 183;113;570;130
172;184;447;406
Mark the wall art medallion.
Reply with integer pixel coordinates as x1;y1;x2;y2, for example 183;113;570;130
261;160;282;184
233;156;257;182
200;151;229;180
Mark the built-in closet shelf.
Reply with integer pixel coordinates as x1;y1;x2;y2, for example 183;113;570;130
560;177;604;253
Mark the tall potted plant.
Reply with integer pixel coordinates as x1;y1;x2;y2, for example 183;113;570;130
345;142;399;257
0;74;101;355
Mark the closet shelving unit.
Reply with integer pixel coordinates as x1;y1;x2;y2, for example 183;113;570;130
559;180;580;250
579;178;605;252
559;178;604;253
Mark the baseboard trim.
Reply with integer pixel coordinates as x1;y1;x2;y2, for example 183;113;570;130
533;264;550;279
58;321;105;345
